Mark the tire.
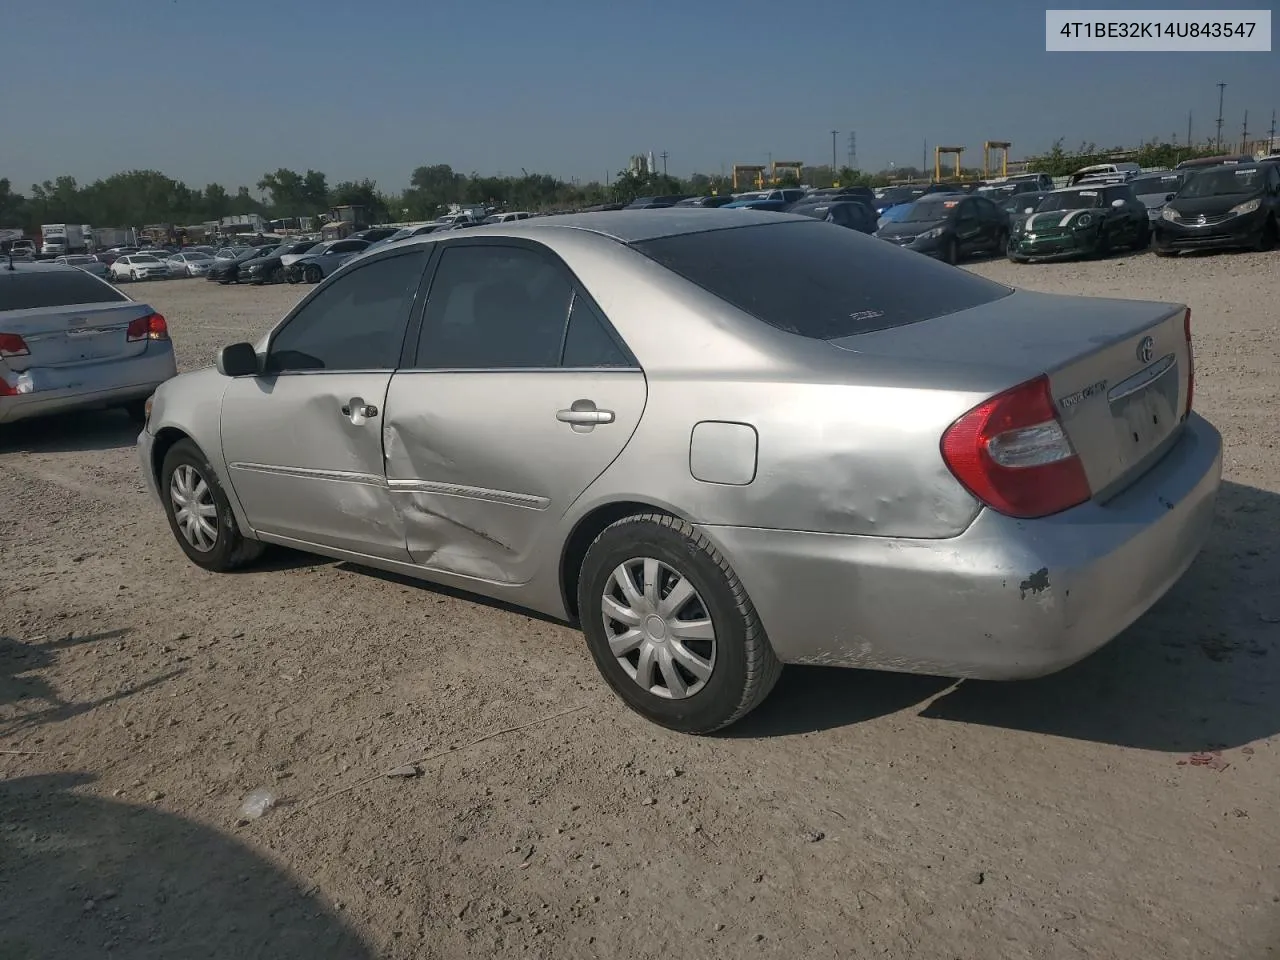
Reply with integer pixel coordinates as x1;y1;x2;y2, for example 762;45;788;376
993;229;1008;255
577;513;782;734
267;267;282;284
122;399;148;426
130;270;138;281
1134;222;1151;249
939;237;958;265
1094;231;1111;259
159;438;263;572
303;264;322;284
1255;217;1277;253
286;269;299;284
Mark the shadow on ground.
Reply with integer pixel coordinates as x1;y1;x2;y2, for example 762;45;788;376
0;630;183;738
0;772;375;960
0;408;140;454
731;481;1280;751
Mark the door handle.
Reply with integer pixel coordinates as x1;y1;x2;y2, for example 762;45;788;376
557;400;614;431
557;409;614;425
341;399;378;419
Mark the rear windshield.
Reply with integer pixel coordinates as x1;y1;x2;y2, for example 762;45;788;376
631;221;1012;340
0;270;128;311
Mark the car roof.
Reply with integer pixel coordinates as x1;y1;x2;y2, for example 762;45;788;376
2;260;82;274
387;209;798;246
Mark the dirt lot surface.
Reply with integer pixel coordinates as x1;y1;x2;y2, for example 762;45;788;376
3;249;1280;960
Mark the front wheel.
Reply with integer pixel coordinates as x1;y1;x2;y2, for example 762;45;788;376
160;439;264;572
1134;222;1151;249
1255;217;1277;252
303;264;322;284
938;237;958;265
577;513;782;734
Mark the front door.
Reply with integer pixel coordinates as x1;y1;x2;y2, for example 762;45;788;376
382;240;646;585
220;247;429;560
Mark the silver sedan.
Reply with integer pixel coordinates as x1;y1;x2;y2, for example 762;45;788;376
136;211;1222;732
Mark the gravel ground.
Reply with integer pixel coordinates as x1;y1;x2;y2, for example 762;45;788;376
2;248;1279;960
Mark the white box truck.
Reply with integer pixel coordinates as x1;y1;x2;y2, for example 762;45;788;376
40;223;87;256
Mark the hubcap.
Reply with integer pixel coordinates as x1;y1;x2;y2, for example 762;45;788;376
602;557;716;700
169;464;218;552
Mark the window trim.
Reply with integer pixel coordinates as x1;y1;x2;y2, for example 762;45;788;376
399;235;641;374
262;245;431;377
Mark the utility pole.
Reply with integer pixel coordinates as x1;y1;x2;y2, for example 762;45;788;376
1216;82;1227;150
847;131;857;170
831;130;838;175
659;151;668;178
1242;110;1249;153
1270;109;1277;151
1186;110;1192;151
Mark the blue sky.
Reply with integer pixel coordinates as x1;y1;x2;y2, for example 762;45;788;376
2;0;1277;194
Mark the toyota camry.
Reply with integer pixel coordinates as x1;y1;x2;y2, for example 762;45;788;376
136;210;1221;733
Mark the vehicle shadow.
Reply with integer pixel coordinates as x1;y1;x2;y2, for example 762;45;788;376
0;408;140;454
0;630;184;738
0;772;375;959
726;480;1279;752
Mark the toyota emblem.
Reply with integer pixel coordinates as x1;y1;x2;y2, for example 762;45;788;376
1137;336;1154;364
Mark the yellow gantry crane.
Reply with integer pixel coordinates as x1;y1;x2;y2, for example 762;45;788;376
983;140;1012;179
934;145;964;182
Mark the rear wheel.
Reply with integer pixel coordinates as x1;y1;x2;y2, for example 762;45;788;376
577;513;782;734
303;264;322;284
159;439;263;572
122;399;147;426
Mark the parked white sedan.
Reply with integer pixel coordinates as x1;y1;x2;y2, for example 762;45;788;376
109;255;171;282
166;251;215;278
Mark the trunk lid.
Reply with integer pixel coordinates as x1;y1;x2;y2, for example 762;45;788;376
2;301;154;369
830;288;1192;500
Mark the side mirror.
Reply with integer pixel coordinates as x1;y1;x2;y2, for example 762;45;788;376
217;342;259;377
1023;207;1035;214
1111;198;1126;208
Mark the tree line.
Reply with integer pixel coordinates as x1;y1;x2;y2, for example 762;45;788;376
0;140;1228;233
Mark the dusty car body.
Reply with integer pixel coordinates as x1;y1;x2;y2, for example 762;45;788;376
137;211;1221;732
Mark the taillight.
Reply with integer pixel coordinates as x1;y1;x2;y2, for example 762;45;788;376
941;374;1092;520
0;332;30;357
1183;307;1194;418
126;313;169;342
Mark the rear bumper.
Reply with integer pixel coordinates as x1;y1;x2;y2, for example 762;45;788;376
702;414;1222;679
0;344;177;424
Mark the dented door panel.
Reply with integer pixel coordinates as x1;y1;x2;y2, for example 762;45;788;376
220;373;410;560
383;370;646;583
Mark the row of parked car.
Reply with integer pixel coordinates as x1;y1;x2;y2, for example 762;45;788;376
638;152;1280;265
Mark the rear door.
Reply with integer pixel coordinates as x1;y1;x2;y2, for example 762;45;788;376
219;247;429;559
383;239;646;584
0;269;151;372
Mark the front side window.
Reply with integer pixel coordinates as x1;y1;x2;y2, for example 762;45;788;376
266;250;426;373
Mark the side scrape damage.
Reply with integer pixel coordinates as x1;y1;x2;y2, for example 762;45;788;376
1019;567;1050;599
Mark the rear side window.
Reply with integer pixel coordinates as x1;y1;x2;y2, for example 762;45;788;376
631;221;1012;340
0;270;127;311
